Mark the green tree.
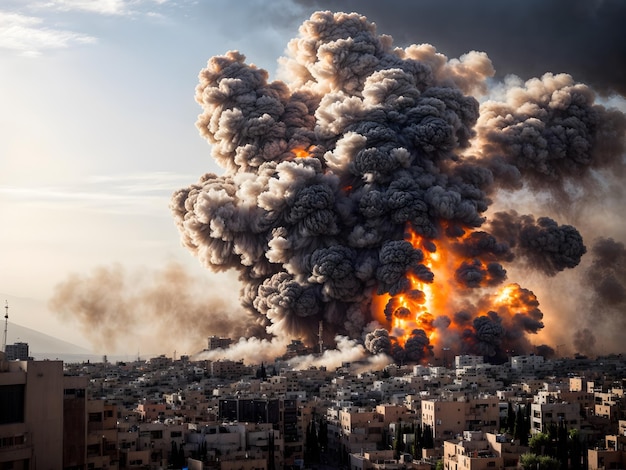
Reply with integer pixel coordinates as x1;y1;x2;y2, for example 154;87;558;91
568;429;583;470
519;452;560;470
394;419;405;457
506;402;515;434
422;424;434;449
529;433;551;456
413;422;423;459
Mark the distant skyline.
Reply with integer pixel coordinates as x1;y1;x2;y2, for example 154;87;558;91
2;1;625;358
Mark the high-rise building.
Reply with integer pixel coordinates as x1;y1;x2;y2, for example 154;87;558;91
5;342;29;361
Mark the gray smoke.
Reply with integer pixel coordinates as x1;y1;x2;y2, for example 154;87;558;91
293;0;626;97
165;11;624;363
489;211;587;276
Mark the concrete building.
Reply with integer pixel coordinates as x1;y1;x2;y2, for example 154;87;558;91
4;342;29;361
455;356;484;370
443;431;527;470
510;355;544;372
530;402;581;434
63;375;89;469
0;356;64;469
422;396;500;441
211;360;251;380
588;434;626;470
207;336;232;351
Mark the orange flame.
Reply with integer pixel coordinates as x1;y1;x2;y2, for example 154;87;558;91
374;227;444;347
292;146;312;158
373;222;542;360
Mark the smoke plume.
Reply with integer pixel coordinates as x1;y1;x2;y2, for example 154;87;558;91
167;10;625;364
51;9;625;364
49;263;249;355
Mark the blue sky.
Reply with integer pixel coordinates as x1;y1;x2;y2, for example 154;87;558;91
0;0;312;349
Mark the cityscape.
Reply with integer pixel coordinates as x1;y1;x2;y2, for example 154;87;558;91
2;3;625;470
1;333;626;470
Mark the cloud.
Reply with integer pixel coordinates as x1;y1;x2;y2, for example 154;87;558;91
36;0;168;16
0;10;95;55
0;172;194;215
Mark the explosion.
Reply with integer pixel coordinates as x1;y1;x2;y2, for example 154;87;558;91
50;10;625;364
166;10;626;364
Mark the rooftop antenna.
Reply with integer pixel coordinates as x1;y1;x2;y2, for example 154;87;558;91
318;321;323;355
2;300;8;353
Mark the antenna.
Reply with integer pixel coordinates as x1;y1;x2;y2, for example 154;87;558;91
2;300;8;353
318;321;323;355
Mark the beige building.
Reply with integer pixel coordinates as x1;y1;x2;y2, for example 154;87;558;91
338;407;385;453
443;431;526;470
422;396;500;441
0;356;65;469
530;402;580;434
588;434;626;470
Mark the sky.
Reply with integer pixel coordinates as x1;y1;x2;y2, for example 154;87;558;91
1;0;305;353
1;0;625;359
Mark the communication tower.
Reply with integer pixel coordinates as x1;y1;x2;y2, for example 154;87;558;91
2;301;8;353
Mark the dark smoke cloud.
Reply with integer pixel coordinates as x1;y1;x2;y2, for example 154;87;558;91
293;0;626;97
53;9;626;362
489;211;587;276
474;73;626;200
569;237;626;355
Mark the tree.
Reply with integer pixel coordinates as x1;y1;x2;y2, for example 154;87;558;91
513;406;524;441
529;433;550;456
422;424;434;449
506;402;515;434
305;420;320;464
519;452;560;470
413;422;423;459
568;429;583;470
556;420;568;468
394;418;405;457
318;417;328;452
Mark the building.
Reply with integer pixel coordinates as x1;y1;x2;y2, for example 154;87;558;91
63;375;89;469
0;355;65;469
207;336;232;351
530;402;580;434
588;434;626;470
443;431;528;470
4;342;29;361
422;395;500;441
455;355;484;370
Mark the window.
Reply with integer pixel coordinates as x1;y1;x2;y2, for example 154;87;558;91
0;385;25;424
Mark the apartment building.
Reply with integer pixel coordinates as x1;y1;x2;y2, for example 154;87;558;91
5;342;30;361
529;401;580;434
422;396;500;441
338;406;384;453
442;431;527;470
0;357;65;469
588;434;626;470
